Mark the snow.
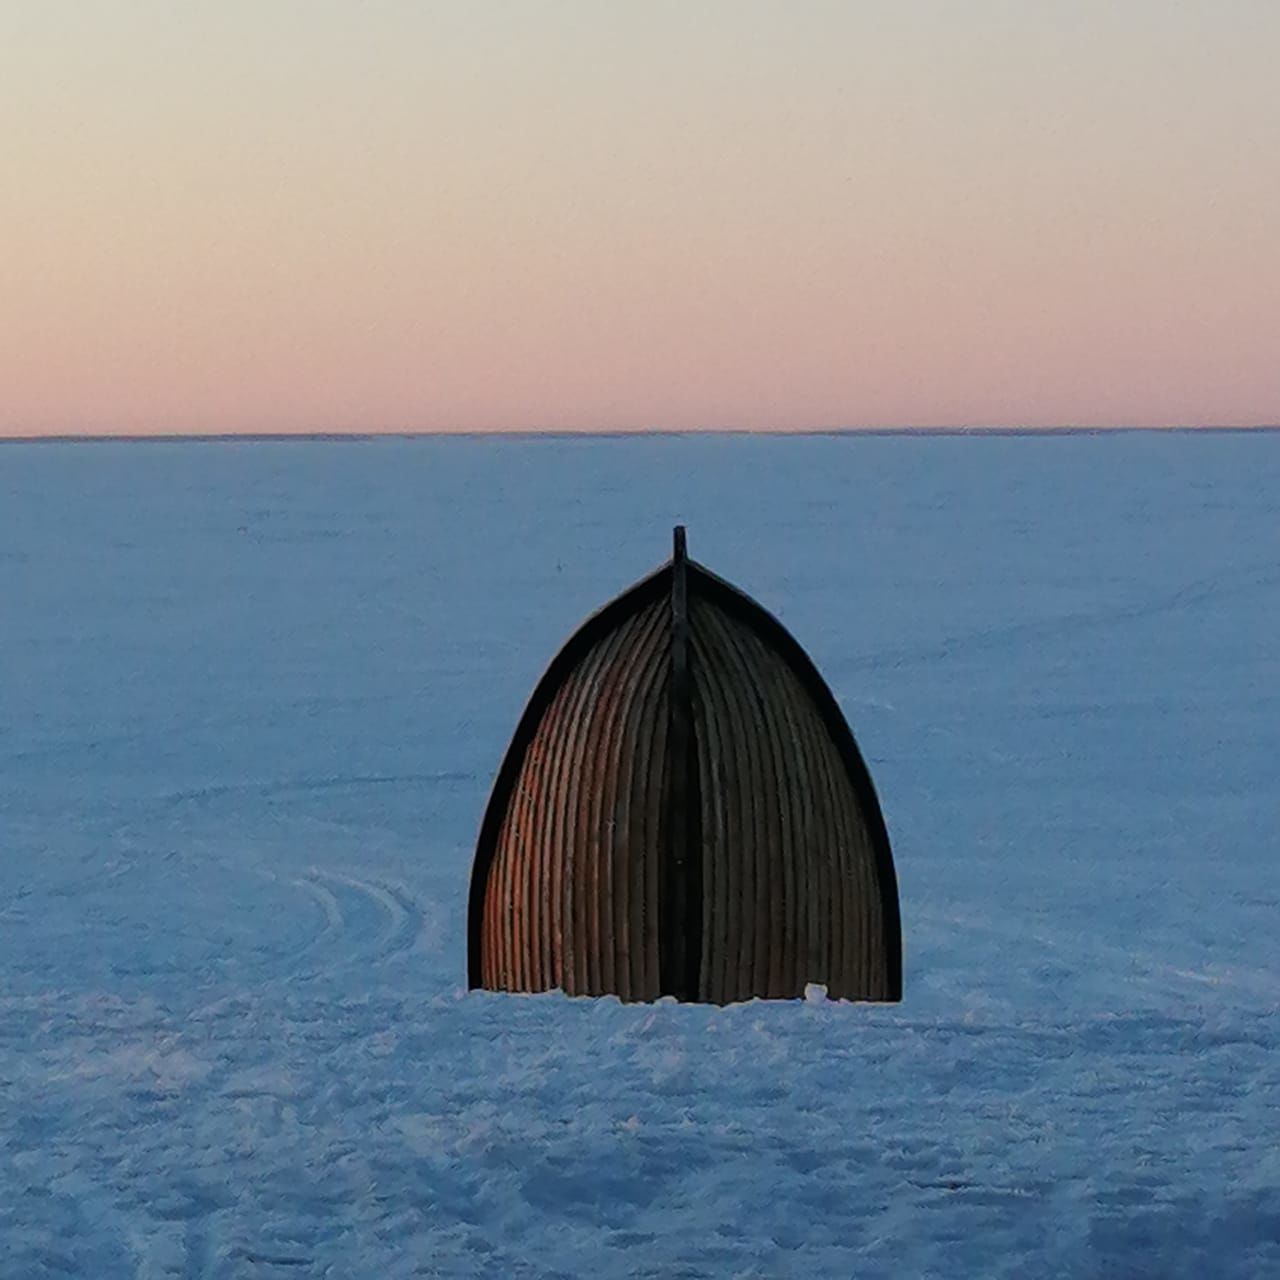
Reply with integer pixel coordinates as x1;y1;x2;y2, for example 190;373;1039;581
2;431;1277;1277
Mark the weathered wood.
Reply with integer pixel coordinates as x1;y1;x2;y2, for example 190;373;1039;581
467;529;901;1003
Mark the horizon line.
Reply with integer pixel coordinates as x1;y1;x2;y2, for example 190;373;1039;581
4;423;1279;445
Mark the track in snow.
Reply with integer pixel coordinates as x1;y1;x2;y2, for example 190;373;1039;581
287;868;430;976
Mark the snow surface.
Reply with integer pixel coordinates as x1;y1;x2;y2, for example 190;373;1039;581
2;432;1277;1278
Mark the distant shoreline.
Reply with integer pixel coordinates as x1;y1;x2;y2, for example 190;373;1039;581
3;424;1278;444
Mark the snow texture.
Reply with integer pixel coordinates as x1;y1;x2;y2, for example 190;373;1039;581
2;432;1277;1278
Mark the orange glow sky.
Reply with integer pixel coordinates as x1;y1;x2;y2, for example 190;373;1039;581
3;2;1278;435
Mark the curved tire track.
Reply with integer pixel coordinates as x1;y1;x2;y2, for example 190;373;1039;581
284;869;430;978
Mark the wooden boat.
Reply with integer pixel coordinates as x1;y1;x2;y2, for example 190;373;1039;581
468;528;901;1003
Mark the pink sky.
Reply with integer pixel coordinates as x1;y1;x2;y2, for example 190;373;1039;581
3;2;1277;435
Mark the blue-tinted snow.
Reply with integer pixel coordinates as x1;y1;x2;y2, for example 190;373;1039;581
1;432;1277;1278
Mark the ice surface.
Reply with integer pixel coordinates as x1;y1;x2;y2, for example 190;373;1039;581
2;432;1277;1277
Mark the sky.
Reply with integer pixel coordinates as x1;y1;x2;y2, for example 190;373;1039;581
3;1;1278;435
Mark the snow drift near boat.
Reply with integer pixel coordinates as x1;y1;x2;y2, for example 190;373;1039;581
468;527;901;1004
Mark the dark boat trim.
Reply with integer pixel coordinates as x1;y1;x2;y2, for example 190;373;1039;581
663;527;701;998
